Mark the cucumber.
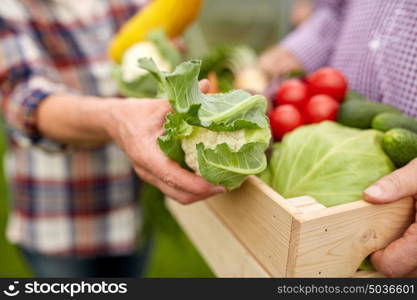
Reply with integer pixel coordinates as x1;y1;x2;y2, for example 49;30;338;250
358;258;375;271
382;129;417;167
337;96;401;129
344;90;369;102
372;112;417;133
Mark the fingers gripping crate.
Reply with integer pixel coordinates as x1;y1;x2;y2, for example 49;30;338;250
166;176;414;277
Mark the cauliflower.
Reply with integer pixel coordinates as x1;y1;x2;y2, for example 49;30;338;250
140;58;271;189
121;42;171;82
181;127;246;172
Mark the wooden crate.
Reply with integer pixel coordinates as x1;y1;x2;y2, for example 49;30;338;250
166;176;415;278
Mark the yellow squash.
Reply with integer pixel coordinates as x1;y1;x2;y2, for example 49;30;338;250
109;0;203;63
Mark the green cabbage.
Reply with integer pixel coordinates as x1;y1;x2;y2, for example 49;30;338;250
263;122;394;207
139;58;271;189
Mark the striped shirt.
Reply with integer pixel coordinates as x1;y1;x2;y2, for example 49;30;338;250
283;0;417;117
0;0;148;256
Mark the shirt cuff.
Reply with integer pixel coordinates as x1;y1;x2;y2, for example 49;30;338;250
5;77;78;152
5;88;64;152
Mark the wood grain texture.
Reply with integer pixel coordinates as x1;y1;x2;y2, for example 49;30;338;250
354;271;384;278
207;176;296;276
287;196;326;213
165;176;414;278
288;197;415;277
166;198;270;277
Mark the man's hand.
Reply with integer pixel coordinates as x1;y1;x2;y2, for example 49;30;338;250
101;80;225;204
102;97;225;204
37;81;225;204
364;158;417;277
258;45;304;78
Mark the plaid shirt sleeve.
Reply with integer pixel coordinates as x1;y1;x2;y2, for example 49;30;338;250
281;0;347;73
0;14;76;149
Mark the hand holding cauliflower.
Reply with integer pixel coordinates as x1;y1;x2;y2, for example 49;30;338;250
139;58;271;189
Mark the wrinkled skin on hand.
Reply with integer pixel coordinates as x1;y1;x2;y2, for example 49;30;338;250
103;80;226;204
364;158;417;277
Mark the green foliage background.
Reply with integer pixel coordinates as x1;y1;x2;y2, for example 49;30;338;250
0;127;213;278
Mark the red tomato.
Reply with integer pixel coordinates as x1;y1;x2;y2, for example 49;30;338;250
307;67;348;101
269;105;304;140
275;79;309;109
303;94;340;123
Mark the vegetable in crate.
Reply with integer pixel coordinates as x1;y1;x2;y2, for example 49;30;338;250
307;67;348;101
382;128;417;168
269;105;304;140
372;112;417;133
262;122;394;207
303;94;340;123
337;91;401;129
275;79;309;109
139;58;271;190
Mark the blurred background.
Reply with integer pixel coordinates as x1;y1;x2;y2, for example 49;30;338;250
186;0;292;55
0;0;311;277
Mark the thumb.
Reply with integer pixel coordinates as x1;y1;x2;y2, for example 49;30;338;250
199;79;210;94
371;223;417;277
363;158;417;204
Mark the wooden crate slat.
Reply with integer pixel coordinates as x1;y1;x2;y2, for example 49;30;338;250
207;177;299;277
165;176;414;278
289;197;414;277
354;271;384;278
166;199;270;278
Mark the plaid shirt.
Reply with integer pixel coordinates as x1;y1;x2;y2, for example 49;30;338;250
283;0;417;117
0;0;148;256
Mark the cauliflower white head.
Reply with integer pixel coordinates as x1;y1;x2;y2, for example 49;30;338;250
181;127;246;173
139;58;271;190
181;126;270;175
121;42;171;82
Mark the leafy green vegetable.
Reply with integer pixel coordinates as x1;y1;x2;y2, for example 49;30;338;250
359;257;376;271
147;29;182;67
113;29;182;98
139;58;271;189
199;45;235;78
194;46;237;92
190;128;271;188
112;66;159;98
157;113;193;167
141;58;268;129
199;45;259;93
263;122;394;207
